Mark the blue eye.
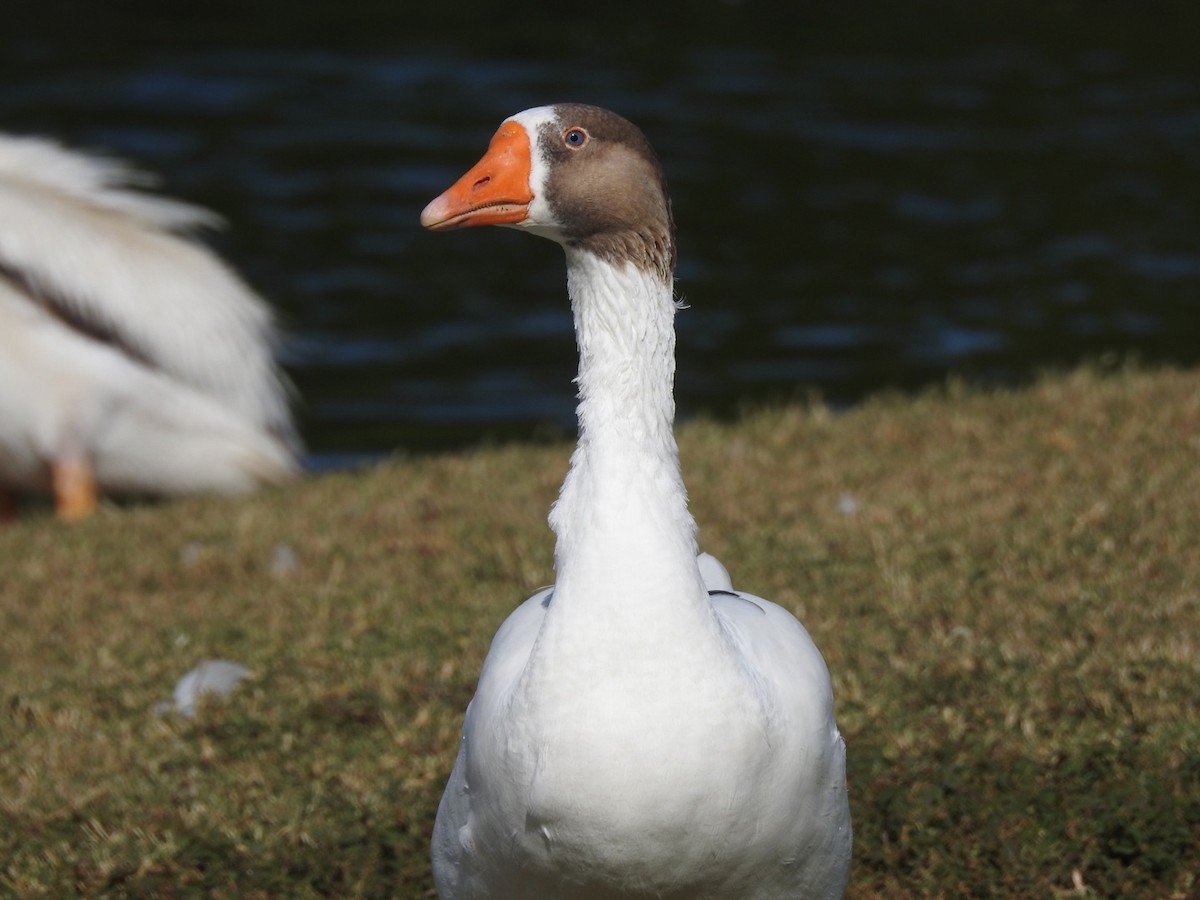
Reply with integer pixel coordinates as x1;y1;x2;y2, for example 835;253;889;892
563;127;588;148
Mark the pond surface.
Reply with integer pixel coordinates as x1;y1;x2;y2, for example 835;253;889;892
6;4;1199;464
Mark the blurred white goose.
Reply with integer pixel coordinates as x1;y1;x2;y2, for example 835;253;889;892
421;104;851;899
0;134;298;520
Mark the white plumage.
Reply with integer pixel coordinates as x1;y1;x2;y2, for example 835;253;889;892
422;104;851;899
0;135;298;518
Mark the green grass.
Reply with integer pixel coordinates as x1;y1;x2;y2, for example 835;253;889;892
2;364;1198;898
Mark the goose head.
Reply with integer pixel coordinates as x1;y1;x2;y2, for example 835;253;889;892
420;103;676;282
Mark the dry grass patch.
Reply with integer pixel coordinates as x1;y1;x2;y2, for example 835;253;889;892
2;365;1198;897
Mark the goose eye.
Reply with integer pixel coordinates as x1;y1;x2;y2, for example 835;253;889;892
563;127;589;148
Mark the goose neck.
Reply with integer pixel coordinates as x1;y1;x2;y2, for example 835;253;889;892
548;248;697;583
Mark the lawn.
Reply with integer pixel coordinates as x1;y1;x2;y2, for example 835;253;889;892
2;364;1197;898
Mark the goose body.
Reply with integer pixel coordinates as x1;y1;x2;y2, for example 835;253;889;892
0;135;297;518
421;105;850;899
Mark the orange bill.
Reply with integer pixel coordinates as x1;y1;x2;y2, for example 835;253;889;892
420;121;534;231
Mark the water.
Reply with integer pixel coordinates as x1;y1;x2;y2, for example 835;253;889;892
6;4;1199;463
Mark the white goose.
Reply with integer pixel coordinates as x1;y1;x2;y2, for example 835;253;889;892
0;134;298;520
421;104;851;899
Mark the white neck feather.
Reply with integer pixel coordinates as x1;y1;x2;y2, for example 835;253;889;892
547;247;703;610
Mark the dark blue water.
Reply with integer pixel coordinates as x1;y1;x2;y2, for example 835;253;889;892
6;4;1200;463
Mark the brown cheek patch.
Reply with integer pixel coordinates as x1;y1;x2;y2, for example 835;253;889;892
548;142;676;282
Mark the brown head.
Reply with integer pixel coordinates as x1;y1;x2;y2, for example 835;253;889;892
420;103;676;282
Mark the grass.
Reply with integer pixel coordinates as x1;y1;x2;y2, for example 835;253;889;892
2;363;1198;898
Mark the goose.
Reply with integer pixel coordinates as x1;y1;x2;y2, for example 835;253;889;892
0;134;299;520
420;104;851;899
